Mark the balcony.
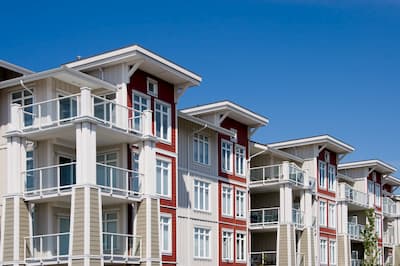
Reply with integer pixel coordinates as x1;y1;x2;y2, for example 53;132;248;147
385;255;393;266
24;233;70;264
292;208;304;229
348;222;364;241
250;208;279;230
383;231;394;246
340;183;369;208
383;197;397;218
250;251;277;266
102;233;141;263
23;163;141;200
351;259;363;266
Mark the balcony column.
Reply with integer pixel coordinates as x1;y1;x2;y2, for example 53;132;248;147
137;109;161;266
280;162;293;224
337;201;350;266
0;104;29;265
116;83;128;130
299;186;315;266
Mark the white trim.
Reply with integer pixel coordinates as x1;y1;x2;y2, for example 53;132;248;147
193;133;210;166
193;226;211;260
221;139;233;174
193;179;210;212
159;213;172;255
0;59;34;75
156;156;172;198
235;230;247;263
221;184;233;218
146;77;158;97
221;228;234;262
234;144;246;177
235;188;246;220
154;99;172;143
338;159;396;174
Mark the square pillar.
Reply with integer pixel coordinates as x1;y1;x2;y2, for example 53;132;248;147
75;121;96;185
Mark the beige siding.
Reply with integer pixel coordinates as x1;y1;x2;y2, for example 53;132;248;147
299;228;314;266
3;198;14;262
337;235;350;266
278;225;295;266
89;188;101;255
71;260;84;266
19;198;30;259
72;188;85;255
136;200;147;257
151;198;159;258
394;245;400;265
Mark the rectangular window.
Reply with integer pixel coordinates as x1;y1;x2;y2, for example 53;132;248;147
329;240;336;265
194;227;210;259
155;101;171;141
147;77;158;97
375;215;382;239
194;180;209;211
160;215;171;254
375;183;381;207
328;165;336;191
11;89;34;127
132;92;150;131
131;152;140;191
319;161;327;189
102;212;118;253
193;133;209;165
235;145;246;176
26;150;35;191
221;140;233;173
319;201;327;227
328;203;336;229
236;190;246;219
368;180;374;206
222;186;233;217
156;158;171;197
222;230;233;261
320;239;328;264
236;232;246;262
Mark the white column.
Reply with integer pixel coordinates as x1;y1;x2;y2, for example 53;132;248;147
75;122;96;185
337;202;348;234
116;83;128;130
80;87;93;117
280;162;293;224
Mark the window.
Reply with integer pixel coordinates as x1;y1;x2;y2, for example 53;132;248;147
375;215;382;239
193;134;209;165
328;165;336;191
93;93;115;123
236;190;246;219
319;161;327;189
96;152;118;188
222;186;233;217
131;152;140;191
155;101;171;141
375;183;381;207
194;227;210;259
236;232;246;262
221;140;233;173
26;150;35;191
329;240;336;265
11;89;34;127
319;201;327;226
235;145;246;176
222;230;233;261
132;92;150;131
368;180;374;206
103;212;118;252
156;158;171;197
328;203;336;229
320;239;327;264
147;77;158;97
160;215;171;253
194;180;209;211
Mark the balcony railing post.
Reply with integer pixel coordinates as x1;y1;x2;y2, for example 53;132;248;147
9;103;22;132
142;110;152;136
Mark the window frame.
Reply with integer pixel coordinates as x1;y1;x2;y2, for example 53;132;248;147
156;156;172;198
193;226;211;259
328;203;336;229
235;231;246;262
132;90;150;132
154;99;172;142
327;164;336;191
235;188;246;219
160;214;172;254
146;77;158;97
320;238;328;264
221;184;233;217
222;229;234;262
375;183;381;207
235;144;246;177
193;179;210;212
193;133;210;165
221;140;233;173
329;240;336;265
319;160;327;189
319;200;327;227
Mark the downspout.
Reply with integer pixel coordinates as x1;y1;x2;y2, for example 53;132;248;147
20;80;33;94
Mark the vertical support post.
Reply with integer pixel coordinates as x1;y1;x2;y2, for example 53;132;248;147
75;121;96;185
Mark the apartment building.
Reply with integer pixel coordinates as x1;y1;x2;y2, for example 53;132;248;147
0;45;399;266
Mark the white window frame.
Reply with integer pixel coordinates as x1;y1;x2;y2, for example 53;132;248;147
222;184;233;217
154;99;171;142
328;164;336;191
11;89;34;127
235;144;246;177
235;189;246;219
132;90;150;131
222;229;234;262
328;203;336;229
160;214;172;254
329;240;336;265
193;133;210;165
194;179;210;212
375;215;382;239
319;200;327;227
319;161;327;189
221;140;233;173
193;226;211;259
320;238;328;265
156;157;171;198
368;180;375;206
375;183;381;207
236;231;246;262
102;211;119;233
147;77;158;97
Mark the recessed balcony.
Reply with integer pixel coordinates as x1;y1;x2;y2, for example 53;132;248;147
383;197;397;218
347;222;364;241
383;231;394;246
339;183;369;209
249;208;279;231
102;233;142;263
250;251;277;266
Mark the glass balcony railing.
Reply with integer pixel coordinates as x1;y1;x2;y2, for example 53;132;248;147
383;231;394;245
351;258;363;266
250;163;306;187
250;251;277;266
292;208;304;228
24;233;70;263
342;183;368;207
102;233;141;262
250;208;279;227
348;222;364;240
383;197;397;217
288;164;304;185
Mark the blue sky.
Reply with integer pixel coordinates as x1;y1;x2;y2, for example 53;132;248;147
1;0;400;172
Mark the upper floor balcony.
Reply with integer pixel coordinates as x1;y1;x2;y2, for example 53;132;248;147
339;183;369;209
249;163;314;192
383;197;398;218
383;230;394;246
347;222;364;241
249;207;304;231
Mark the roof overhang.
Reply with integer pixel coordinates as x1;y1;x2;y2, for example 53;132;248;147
338;160;397;175
383;175;400;187
269;135;354;155
250;142;304;163
0;67;117;91
0;59;34;75
181;101;269;129
337;173;355;183
64;45;202;87
178;111;235;137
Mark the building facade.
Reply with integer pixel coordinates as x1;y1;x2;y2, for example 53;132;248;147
0;45;399;266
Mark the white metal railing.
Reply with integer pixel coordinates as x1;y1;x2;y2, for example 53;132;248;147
23;162;76;197
250;163;306;186
383;231;394;245
96;163;141;197
288;164;305;185
20;94;80;130
102;233;141;261
348;222;364;240
92;95;143;134
351;258;363;266
343;183;368;206
292;208;304;228
250;207;279;226
24;233;70;263
383;197;397;217
250;251;277;265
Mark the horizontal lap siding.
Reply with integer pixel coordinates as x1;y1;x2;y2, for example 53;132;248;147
3;198;14;262
19;198;30;259
72;188;85;255
90;188;101;255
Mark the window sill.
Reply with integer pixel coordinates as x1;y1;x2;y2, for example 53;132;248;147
222;214;234;219
156;137;172;145
193;209;212;215
194;257;212;261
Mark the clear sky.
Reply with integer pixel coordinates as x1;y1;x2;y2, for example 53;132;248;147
1;0;399;172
